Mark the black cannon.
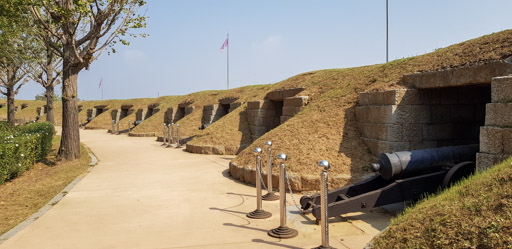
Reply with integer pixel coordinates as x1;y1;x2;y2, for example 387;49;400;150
300;144;479;222
133;120;143;126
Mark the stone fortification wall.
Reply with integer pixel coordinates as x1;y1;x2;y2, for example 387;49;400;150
356;86;489;156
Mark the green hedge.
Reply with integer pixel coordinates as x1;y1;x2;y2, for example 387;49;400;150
0;122;54;184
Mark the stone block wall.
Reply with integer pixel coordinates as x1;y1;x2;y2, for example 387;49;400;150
86;109;96;121
229;102;242;112
477;76;512;171
36;106;47;116
164;108;174;124
356;86;490;156
247;96;308;141
135;109;147;121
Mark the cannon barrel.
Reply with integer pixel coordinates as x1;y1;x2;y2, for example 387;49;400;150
374;144;479;180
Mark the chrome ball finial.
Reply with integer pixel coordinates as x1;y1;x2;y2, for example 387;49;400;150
176;124;180;127
265;141;272;147
318;160;330;170
254;147;262;154
276;153;287;162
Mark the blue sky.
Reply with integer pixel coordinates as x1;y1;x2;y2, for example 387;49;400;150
17;0;512;100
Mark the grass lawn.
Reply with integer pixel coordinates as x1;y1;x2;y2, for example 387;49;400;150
0;136;91;235
372;158;512;248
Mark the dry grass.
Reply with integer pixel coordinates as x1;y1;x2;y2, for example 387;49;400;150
372;158;512;248
2;30;512;185
0;136;91;235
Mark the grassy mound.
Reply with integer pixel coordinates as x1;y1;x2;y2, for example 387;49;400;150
372;159;512;248
1;30;512;187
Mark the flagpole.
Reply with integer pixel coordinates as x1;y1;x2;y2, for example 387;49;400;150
102;83;104;100
227;32;229;90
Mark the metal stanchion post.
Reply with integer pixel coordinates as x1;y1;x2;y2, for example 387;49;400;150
116;120;120;135
247;147;272;219
167;124;172;147
314;160;334;249
128;120;131;133
263;141;279;201
170;123;175;145
176;124;181;147
268;153;298;239
163;123;167;145
111;120;115;134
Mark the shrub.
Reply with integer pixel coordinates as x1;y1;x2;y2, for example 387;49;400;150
0;122;54;184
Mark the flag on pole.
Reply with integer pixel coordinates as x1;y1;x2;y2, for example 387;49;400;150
98;78;103;88
220;35;229;51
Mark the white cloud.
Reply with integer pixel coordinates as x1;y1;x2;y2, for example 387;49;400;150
123;49;147;63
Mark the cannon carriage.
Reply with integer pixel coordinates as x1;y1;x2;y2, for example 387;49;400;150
300;144;479;222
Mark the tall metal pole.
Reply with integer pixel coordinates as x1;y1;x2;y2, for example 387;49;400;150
227;32;229;90
386;0;389;63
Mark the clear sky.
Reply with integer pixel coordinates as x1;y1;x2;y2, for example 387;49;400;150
17;0;512;100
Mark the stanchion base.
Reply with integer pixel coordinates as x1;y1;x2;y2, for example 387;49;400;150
312;246;335;249
262;192;279;201
246;209;272;219
268;226;298;239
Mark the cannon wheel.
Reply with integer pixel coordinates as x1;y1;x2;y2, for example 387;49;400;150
442;161;475;188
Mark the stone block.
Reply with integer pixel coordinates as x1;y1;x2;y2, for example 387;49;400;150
485;103;512;127
357;123;403;141
430;105;450;123
282;106;301;116
355;105;395;124
283;96;309;107
229;102;242;111
411;105;431;123
402;124;422;142
359;90;402;106
265;87;305;101
247;100;263;109
362;138;409;156
212;146;225;155
184;106;195;115
250;125;268;136
203;104;216;111
480;126;512;154
476;152;510;172
422;124;453;140
280;116;292;124
401;61;512;89
492;76;512;103
398;89;421;105
409;140;438;150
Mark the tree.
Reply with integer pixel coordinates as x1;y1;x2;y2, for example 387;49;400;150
30;0;147;160
0;0;32;126
28;32;62;124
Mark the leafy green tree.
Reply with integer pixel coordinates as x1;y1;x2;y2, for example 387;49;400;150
0;0;33;126
28;31;62;124
30;0;147;160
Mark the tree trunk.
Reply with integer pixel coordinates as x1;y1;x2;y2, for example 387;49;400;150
58;60;80;160
7;86;15;126
45;85;55;124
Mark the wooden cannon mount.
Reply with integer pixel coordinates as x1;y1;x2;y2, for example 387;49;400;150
300;144;479;222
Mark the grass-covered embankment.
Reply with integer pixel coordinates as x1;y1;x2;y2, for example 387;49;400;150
0;136;92;235
372;159;512;248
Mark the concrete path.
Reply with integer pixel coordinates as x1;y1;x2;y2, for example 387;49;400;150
0;129;393;249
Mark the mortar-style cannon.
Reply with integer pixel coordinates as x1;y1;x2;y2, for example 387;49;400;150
300;144;478;221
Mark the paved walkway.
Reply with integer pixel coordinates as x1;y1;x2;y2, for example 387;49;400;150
0;129;393;249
